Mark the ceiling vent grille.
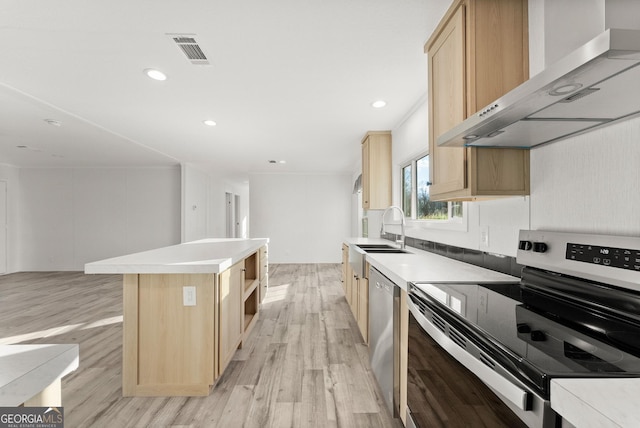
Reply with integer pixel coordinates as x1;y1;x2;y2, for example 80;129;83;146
167;34;210;65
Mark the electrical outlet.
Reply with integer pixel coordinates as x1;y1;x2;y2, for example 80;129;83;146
479;289;489;314
480;226;490;248
183;286;196;306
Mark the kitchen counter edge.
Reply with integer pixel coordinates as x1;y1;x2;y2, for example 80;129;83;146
84;238;269;274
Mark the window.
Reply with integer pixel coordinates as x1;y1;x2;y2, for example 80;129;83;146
401;154;464;222
416;155;447;219
402;164;412;216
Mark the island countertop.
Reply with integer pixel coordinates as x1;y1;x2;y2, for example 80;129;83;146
84;238;269;274
0;344;79;406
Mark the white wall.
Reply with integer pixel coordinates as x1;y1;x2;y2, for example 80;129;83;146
182;164;210;242
17;166;181;271
531;112;640;235
181;163;250;242
543;0;605;67
0;164;20;273
250;173;351;263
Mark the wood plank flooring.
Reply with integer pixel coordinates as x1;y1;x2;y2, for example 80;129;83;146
0;264;402;428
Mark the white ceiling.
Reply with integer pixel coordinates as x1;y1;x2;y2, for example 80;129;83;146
0;0;450;177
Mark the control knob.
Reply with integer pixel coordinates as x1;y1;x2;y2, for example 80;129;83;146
517;323;531;334
518;240;532;251
530;330;547;342
532;242;548;253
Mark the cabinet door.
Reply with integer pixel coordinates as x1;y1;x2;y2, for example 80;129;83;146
362;138;371;209
357;277;369;344
219;260;244;374
259;245;268;302
345;264;353;306
428;5;466;196
341;244;349;294
361;131;392;209
351;274;359;317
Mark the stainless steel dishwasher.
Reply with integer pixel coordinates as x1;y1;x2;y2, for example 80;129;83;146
368;266;399;417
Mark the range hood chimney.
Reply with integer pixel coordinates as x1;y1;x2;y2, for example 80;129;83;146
438;29;640;149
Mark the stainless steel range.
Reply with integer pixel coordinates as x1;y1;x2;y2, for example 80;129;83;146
407;230;640;428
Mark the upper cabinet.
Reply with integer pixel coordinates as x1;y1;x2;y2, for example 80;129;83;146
425;0;530;201
361;131;392;209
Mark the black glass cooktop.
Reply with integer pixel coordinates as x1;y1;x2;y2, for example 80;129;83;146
410;267;640;398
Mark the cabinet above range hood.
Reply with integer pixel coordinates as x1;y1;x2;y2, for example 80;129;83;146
439;29;640;148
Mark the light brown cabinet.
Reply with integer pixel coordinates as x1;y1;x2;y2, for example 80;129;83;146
341;244;369;344
341;243;349;295
357;276;369;344
218;260;244;375
425;0;530;201
361;131;392;209
259;245;268;302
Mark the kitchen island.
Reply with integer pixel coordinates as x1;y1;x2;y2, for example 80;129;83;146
85;238;268;397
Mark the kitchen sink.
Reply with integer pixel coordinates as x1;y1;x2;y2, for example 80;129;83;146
355;244;409;253
361;248;409;254
350;244;409;277
356;244;396;249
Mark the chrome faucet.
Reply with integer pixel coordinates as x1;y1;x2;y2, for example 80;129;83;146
380;206;406;249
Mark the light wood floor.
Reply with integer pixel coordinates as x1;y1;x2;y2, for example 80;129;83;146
0;264;402;428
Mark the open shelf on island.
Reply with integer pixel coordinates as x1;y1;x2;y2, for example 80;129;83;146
244;251;258;294
243;283;259;337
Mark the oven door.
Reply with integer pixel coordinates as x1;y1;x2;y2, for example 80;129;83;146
406;296;547;428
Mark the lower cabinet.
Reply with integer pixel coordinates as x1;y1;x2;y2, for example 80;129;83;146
341;242;370;345
126;273;216;396
341;243;349;295
218;260;244;375
357;276;369;344
259;245;269;302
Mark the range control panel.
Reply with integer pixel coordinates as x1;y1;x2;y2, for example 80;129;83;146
566;243;640;271
517;230;640;291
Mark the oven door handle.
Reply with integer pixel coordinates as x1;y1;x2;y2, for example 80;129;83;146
408;299;532;411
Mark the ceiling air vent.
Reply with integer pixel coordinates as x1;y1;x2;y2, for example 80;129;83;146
167;34;210;65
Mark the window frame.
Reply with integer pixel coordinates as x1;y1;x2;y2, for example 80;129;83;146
400;152;468;231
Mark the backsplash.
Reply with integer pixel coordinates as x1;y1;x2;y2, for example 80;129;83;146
382;233;524;278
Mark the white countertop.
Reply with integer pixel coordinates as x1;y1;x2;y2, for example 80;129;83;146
0;344;79;406
551;378;640;428
344;238;519;290
85;238;269;274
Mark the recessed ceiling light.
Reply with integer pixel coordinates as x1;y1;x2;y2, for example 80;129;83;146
203;120;217;126
44;119;62;127
279;160;286;164
144;68;167;81
372;100;387;108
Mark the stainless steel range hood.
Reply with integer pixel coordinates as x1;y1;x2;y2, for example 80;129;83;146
438;29;640;148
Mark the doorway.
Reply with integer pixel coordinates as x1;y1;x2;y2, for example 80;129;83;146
225;192;241;238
